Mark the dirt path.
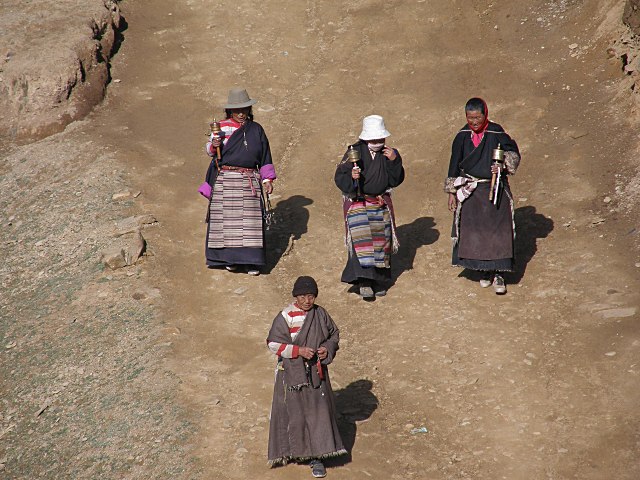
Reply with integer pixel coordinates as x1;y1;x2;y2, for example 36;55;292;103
4;0;640;478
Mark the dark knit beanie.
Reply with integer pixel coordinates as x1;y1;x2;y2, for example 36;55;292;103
292;276;319;296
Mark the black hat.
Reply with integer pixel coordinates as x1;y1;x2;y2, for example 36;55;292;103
292;276;319;296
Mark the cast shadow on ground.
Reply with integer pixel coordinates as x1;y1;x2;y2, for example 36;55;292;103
264;195;313;273
457;205;554;284
326;379;378;467
510;205;554;283
389;216;440;287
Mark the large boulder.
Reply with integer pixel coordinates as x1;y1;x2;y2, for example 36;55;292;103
0;0;122;142
624;0;640;35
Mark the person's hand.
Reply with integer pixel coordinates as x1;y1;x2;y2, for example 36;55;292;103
351;167;361;180
448;193;457;212
298;347;315;360
211;136;222;148
490;163;503;175
382;146;397;161
263;180;273;195
317;346;328;360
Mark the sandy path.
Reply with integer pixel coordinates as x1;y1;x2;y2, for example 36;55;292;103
91;0;640;478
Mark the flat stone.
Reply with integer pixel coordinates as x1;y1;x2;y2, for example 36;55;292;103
113;214;157;236
599;307;636;319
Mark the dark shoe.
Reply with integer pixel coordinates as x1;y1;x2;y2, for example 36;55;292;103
225;265;237;272
310;460;326;478
493;274;506;294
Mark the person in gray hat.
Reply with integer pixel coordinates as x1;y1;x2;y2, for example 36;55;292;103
266;276;346;477
202;87;277;275
334;115;405;299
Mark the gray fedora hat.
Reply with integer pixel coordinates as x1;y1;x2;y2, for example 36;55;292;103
224;87;257;109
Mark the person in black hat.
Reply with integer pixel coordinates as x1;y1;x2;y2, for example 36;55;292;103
266;276;346;477
201;87;277;276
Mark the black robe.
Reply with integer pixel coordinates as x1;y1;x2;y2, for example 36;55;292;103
335;141;405;285
447;121;520;271
204;120;273;267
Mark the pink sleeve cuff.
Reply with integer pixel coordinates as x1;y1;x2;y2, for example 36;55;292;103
259;164;276;181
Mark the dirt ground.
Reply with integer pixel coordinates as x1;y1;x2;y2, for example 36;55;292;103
2;0;640;479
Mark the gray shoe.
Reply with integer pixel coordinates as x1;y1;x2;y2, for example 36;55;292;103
493;274;506;294
359;285;374;299
310;460;326;478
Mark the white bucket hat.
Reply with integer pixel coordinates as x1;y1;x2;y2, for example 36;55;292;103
359;115;391;141
223;87;257;109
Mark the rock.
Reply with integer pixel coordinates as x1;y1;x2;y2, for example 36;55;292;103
100;248;127;270
234;287;248;295
623;0;640;35
604;351;617;357
113;214;157;236
100;231;146;269
603;196;611;203
598;307;637;319
569;43;579;49
112;191;131;200
123;231;146;266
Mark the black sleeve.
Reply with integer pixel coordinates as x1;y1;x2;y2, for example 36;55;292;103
447;133;464;178
385;150;405;187
498;131;519;155
258;125;273;168
335;151;357;194
205;159;217;185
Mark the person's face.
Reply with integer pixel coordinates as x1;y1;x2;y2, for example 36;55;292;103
295;294;316;311
230;107;251;124
466;110;486;132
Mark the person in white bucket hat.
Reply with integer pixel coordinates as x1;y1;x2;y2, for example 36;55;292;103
201;87;277;276
334;115;405;300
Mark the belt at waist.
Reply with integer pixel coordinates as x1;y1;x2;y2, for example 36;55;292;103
221;165;256;174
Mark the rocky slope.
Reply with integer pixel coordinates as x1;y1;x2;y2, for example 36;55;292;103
0;0;122;142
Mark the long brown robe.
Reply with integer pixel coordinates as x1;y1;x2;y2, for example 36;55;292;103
266;305;346;466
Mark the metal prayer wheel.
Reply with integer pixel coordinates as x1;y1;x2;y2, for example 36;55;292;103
210;118;221;137
347;145;360;164
492;143;504;162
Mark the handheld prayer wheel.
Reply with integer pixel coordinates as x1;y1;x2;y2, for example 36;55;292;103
347;145;361;164
209;118;222;171
492;143;505;162
489;143;504;202
347;145;363;199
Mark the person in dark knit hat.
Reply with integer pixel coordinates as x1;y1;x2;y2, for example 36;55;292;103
266;276;345;477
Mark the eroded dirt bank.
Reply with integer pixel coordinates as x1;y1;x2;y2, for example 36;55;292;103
0;0;122;142
2;0;640;479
